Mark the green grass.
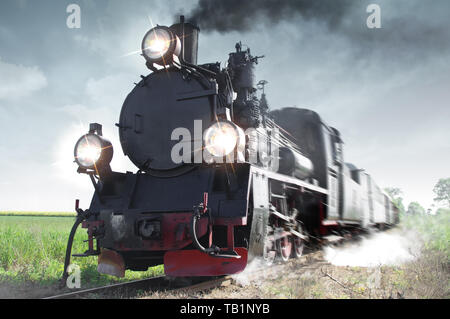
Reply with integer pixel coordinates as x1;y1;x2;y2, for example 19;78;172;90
0;216;163;287
401;209;450;260
396;210;450;299
1;209;447;294
0;211;76;217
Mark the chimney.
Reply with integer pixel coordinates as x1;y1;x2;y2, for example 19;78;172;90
170;16;200;65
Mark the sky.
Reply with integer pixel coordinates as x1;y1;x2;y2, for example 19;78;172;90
0;0;449;212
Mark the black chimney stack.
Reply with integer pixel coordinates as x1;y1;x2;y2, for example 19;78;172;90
170;16;200;65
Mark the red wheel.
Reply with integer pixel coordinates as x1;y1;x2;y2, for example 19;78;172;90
276;230;292;262
292;224;305;258
292;235;304;258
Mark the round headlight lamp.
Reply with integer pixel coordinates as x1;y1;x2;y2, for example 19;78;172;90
204;121;240;158
141;26;181;65
74;134;113;170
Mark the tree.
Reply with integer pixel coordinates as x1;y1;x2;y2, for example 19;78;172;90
436;207;450;216
433;178;450;208
384;187;405;214
384;187;402;198
407;202;425;215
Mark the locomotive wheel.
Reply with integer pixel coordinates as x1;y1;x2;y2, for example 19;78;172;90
292;236;304;258
276;229;292;262
292;225;305;258
263;226;276;266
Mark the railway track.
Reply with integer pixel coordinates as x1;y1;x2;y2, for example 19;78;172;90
43;246;327;299
43;275;235;299
43;275;169;299
43;275;233;299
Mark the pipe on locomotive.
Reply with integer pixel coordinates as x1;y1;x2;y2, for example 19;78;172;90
60;205;93;286
190;204;220;255
169;16;199;65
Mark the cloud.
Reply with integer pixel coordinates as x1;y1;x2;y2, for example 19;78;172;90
85;73;135;108
0;57;47;100
58;73;137;173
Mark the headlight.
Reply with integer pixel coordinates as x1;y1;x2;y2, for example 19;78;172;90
141;26;181;65
204;121;241;157
74;133;113;170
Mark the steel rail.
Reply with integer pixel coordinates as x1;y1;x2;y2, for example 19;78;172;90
43;274;230;299
43;275;168;299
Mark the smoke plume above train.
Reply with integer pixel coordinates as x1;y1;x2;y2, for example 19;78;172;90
183;0;353;32
181;0;450;60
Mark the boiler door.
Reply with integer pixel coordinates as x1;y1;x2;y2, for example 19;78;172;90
119;70;213;170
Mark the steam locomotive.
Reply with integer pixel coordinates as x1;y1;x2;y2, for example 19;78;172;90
62;17;399;280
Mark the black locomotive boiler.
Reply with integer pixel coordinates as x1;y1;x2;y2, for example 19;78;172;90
63;17;398;279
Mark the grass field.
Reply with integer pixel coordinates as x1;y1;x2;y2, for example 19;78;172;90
0;211;76;217
0;215;163;288
0;210;448;298
401;209;450;260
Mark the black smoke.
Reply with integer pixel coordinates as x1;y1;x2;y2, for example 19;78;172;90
176;0;450;62
183;0;354;32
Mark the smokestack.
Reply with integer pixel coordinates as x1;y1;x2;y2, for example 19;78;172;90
170;16;200;65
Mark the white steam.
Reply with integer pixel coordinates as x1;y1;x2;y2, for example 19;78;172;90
232;257;275;287
324;230;421;267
